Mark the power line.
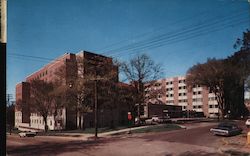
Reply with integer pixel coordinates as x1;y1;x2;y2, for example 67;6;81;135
100;10;248;55
111;19;249;58
8;15;248;61
104;11;248;56
95;1;242;54
7;11;249;64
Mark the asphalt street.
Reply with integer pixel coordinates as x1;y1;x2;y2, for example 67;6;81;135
7;121;250;156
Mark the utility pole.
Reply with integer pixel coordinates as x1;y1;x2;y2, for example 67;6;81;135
94;78;98;139
6;94;13;106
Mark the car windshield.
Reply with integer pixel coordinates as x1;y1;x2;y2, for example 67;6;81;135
218;123;235;129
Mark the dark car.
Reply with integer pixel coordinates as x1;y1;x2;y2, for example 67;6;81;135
210;122;242;136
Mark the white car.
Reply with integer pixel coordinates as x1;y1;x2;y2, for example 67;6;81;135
246;119;250;128
19;131;36;137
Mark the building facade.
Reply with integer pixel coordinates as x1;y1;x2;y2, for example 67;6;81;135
15;51;133;131
145;76;219;118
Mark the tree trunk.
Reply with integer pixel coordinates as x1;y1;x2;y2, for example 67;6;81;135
110;107;115;129
44;116;48;132
54;115;56;130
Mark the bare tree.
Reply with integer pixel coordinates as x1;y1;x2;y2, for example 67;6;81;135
54;53;118;131
186;58;226;119
121;54;163;124
29;79;54;132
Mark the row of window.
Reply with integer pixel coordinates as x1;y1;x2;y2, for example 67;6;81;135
193;105;202;109
16;119;21;123
166;94;173;97
179;93;186;96
179;99;187;103
209;104;218;108
166;88;173;91
178;80;186;83
36;70;48;79
166;100;174;104
193;91;202;95
16;112;22;116
193;98;203;102
208;97;217;101
31;119;43;124
31;119;53;126
166;81;173;85
179;86;186;90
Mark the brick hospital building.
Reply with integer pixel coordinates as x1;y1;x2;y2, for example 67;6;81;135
15;51;133;131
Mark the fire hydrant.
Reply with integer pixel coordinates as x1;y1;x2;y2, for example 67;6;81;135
247;131;250;145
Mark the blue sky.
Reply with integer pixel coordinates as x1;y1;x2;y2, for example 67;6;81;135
7;0;250;100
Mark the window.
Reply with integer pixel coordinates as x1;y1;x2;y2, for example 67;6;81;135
179;80;185;83
166;100;174;104
197;91;201;95
158;95;162;98
179;99;187;103
179;86;186;90
167;81;173;85
155;83;161;87
50;120;52;126
209;105;213;108
193;98;203;102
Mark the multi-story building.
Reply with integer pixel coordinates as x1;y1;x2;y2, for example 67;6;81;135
145;76;219;118
15;51;133;131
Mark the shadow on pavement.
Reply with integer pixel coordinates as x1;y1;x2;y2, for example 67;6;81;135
178;150;225;156
7;138;111;156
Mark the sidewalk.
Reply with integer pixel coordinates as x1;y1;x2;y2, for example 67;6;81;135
38;122;219;140
37;125;152;140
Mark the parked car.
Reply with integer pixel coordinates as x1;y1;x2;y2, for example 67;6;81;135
145;115;170;125
210;122;242;136
19;131;36;137
246;119;250;128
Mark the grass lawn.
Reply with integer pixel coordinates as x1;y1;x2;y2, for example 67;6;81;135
43;125;130;134
83;126;129;134
131;124;182;133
